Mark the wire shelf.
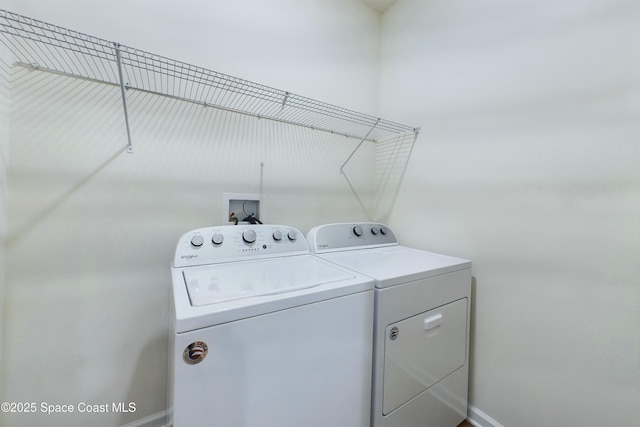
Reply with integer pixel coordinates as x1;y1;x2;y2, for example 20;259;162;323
0;8;418;145
1;8;418;220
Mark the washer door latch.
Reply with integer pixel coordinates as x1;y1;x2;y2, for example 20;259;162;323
389;326;399;341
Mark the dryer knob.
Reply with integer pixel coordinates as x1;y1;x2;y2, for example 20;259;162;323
371;226;379;235
190;235;204;247
380;226;388;235
287;230;298;241
353;225;364;237
273;230;283;241
242;229;257;244
212;234;224;245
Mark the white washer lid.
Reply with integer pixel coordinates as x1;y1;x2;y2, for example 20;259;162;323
319;246;471;288
172;254;374;332
184;255;355;306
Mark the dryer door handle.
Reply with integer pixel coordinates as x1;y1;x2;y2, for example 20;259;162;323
423;313;443;331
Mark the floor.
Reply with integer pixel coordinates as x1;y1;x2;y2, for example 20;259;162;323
457;420;474;427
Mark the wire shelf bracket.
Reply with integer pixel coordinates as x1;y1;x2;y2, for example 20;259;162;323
340;118;381;174
114;43;133;153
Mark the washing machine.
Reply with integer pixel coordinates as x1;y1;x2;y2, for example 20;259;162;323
170;224;375;427
307;223;472;427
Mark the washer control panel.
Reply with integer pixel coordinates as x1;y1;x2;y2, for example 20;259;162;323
306;222;398;253
174;225;308;267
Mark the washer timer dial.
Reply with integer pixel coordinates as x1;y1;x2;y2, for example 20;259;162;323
242;229;257;244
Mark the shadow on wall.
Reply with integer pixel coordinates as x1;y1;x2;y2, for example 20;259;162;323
6;145;128;248
342;130;418;222
119;332;169;427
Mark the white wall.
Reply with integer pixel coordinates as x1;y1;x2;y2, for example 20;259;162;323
380;1;640;426
1;1;380;426
0;0;15;393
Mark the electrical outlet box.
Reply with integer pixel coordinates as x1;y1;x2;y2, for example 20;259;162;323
222;193;261;224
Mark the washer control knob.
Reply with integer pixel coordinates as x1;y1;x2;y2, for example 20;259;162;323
371;226;379;235
190;235;204;247
212;234;224;245
380;226;388;235
273;230;283;241
242;229;257;244
353;225;364;237
287;230;298;241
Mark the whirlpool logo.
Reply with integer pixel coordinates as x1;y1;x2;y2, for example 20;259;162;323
181;254;198;260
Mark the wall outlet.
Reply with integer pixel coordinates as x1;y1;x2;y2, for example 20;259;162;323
222;193;261;224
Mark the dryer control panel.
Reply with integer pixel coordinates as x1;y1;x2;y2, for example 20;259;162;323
174;225;308;267
307;222;398;253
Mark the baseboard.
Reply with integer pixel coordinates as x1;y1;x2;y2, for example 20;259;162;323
120;406;502;427
467;405;504;427
120;410;169;427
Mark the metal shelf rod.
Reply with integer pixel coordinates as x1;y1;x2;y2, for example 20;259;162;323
14;61;380;142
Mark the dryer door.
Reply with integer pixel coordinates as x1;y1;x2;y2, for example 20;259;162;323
382;298;467;415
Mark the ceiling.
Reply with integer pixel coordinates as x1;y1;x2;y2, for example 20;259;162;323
360;0;399;13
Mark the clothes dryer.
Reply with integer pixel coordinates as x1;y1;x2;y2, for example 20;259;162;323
170;224;375;427
307;223;471;427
